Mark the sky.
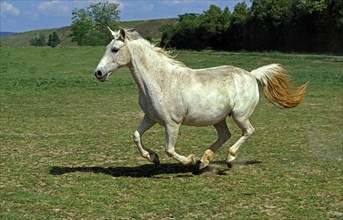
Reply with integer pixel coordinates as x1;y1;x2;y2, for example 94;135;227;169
0;0;248;33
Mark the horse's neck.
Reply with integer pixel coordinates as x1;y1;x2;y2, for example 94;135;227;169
128;41;176;94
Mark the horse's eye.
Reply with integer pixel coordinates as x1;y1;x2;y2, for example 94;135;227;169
111;48;119;53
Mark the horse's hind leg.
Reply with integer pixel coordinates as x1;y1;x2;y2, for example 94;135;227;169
227;117;255;168
133;115;160;164
200;120;231;169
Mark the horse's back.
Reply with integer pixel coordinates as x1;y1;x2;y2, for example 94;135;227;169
187;65;257;94
178;65;259;126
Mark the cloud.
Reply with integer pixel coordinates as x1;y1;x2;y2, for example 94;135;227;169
24;11;40;21
0;2;20;16
142;4;154;11
107;0;122;4
73;0;123;7
38;1;70;15
167;0;195;5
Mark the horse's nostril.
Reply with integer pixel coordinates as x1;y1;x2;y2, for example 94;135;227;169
95;70;102;77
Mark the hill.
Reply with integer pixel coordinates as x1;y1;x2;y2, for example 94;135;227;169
0;32;14;37
121;18;177;39
0;26;74;47
0;18;177;47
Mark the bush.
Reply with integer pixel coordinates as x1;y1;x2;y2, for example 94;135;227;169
47;32;61;48
30;33;45;47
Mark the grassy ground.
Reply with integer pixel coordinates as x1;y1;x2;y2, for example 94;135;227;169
0;46;342;219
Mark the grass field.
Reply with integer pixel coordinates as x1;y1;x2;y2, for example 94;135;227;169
0;46;342;219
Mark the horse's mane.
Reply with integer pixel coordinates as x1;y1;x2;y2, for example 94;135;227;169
125;29;187;68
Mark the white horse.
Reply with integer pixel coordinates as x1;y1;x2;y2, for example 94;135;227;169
94;28;307;169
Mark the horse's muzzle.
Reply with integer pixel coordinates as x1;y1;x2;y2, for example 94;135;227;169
94;69;108;82
95;70;103;79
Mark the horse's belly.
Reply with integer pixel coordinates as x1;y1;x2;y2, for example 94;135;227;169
182;114;228;126
182;99;231;126
182;110;230;126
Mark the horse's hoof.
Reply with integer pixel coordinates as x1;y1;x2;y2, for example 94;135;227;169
187;154;199;165
227;152;237;169
151;153;160;165
198;162;209;170
227;162;234;169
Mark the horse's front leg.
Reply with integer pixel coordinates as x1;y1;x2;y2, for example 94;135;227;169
133;115;160;164
165;123;198;165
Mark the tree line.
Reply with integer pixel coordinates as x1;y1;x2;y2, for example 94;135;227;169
30;31;61;47
160;0;342;53
30;1;342;53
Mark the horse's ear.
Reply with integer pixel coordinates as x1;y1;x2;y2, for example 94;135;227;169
119;29;126;41
108;27;116;39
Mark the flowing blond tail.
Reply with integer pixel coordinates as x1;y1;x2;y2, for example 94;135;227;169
250;64;308;108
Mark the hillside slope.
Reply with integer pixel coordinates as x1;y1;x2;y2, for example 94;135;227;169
0;18;177;47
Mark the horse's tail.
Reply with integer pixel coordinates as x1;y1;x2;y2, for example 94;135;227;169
250;64;308;108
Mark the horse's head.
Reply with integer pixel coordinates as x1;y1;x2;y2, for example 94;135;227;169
94;28;131;82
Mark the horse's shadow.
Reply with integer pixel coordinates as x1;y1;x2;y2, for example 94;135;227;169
49;163;196;178
49;160;262;178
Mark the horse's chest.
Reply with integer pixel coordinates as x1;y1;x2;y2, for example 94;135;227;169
138;92;184;124
139;94;161;113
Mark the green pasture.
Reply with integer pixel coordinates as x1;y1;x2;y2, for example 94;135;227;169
0;46;342;219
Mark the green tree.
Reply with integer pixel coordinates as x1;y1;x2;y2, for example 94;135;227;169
228;2;250;50
200;5;232;49
249;0;292;50
70;8;92;46
47;31;61;48
30;33;45;47
160;13;202;49
71;2;120;46
288;0;343;52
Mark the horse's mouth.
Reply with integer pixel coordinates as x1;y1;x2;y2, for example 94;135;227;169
96;72;112;82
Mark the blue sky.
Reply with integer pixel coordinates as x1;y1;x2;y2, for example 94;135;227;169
0;0;248;33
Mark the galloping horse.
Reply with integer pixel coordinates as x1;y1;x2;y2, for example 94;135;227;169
94;28;307;169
